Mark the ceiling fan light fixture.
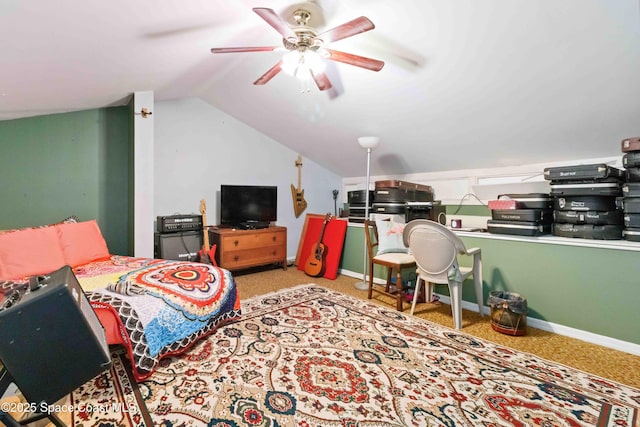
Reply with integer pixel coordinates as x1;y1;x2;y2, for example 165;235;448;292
281;49;326;79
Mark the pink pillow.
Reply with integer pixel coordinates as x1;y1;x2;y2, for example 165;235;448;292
57;220;111;267
0;226;67;280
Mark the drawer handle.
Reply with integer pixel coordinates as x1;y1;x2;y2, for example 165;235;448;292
234;240;239;247
272;250;276;256
234;255;239;262
272;236;276;242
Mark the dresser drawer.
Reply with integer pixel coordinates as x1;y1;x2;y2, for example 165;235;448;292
220;245;286;269
221;230;285;251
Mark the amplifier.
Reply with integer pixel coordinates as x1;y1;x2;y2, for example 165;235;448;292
0;266;111;406
157;214;203;233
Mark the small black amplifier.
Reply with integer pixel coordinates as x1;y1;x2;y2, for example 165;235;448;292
157;214;203;233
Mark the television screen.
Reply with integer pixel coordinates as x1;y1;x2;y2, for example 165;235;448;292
220;185;277;228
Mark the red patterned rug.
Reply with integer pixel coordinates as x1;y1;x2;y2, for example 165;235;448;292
136;285;639;426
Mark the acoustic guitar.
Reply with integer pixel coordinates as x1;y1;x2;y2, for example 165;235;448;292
304;213;332;277
198;199;217;266
291;155;308;218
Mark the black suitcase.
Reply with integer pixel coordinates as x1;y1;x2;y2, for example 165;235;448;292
554;195;618;212
491;209;552;224
549;181;622;197
0;266;111;406
496;193;553;209
348;205;367;217
552;223;623;240
626;167;640;182
623;152;640;168
622;228;640;242
374;188;434;203
372;202;407;214
487;220;551;236
622;183;640;197
621;136;640;153
348;190;374;205
543;164;624;182
623;198;640;213
554;210;623;225
624;213;640;227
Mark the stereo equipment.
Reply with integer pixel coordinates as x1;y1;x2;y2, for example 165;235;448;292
0;266;111;410
155;231;202;262
157;214;203;233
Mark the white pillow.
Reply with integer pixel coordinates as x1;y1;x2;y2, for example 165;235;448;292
375;220;409;254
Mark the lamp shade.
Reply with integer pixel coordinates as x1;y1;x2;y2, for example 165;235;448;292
358;136;380;149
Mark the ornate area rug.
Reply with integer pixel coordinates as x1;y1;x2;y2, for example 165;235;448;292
137;285;640;426
67;348;152;426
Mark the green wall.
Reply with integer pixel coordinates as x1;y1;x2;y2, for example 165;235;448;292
0;107;131;254
341;224;640;346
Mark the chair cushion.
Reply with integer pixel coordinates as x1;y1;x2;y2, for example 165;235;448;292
376;220;410;254
374;252;415;265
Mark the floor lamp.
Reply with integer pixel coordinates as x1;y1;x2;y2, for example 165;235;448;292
354;136;380;291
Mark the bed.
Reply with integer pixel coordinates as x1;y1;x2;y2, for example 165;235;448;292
0;219;241;381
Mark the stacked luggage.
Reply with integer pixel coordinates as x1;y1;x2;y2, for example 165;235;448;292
371;180;445;224
621;137;640;241
347;190;375;223
487;193;553;236
544;163;624;240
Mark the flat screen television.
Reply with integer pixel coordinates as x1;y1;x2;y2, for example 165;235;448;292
220;185;277;229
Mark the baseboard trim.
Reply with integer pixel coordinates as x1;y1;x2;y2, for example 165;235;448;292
338;268;640;356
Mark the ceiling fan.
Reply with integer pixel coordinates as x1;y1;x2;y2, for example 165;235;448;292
210;7;384;91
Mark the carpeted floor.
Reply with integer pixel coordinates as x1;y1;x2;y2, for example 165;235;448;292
233;266;640;390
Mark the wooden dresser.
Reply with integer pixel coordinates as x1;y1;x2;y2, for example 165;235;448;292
208;226;287;271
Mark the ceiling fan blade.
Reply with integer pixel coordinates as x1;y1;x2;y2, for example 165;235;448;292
211;46;280;54
253;60;283;85
310;70;333;91
253;8;297;40
318;16;374;43
325;49;385;71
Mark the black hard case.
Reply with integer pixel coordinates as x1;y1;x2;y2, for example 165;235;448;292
622;228;640;242
348;190;375;205
552;223;623;240
624;214;640;228
0;266;111;406
626;168;640;182
554;195;618;212
554;210;623;225
622;183;640;197
623;152;640;168
348;205;367;217
549;181;622;197
374;188;434;203
496;193;553;209
543;164;624;182
371;202;407;214
623;198;640;213
491;209;552;223
487;220;551;236
621;136;640;153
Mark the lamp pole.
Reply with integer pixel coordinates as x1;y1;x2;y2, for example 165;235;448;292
354;137;380;291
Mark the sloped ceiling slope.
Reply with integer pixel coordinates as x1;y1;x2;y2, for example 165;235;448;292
1;0;638;177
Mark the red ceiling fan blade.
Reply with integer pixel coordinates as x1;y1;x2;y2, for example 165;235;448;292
325;49;385;71
318;16;374;43
253;60;283;85
211;46;280;54
310;70;333;91
253;8;297;40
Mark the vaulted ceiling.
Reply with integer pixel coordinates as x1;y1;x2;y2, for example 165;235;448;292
1;0;638;177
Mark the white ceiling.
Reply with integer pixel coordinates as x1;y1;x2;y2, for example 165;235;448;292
1;0;639;177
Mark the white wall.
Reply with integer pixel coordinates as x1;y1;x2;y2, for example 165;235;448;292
153;97;342;260
133;91;155;257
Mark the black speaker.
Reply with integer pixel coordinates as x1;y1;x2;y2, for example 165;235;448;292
0;266;111;406
155;231;202;261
